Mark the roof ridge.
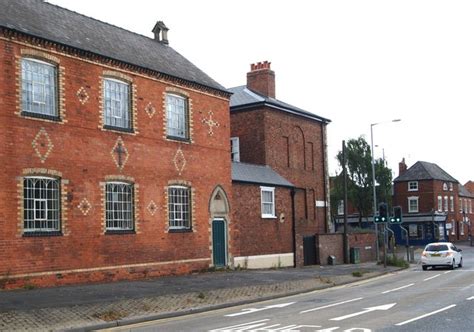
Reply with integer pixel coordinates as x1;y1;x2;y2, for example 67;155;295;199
44;0;159;45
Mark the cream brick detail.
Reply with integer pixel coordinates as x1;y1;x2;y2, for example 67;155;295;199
173;147;186;176
201;110;220;136
144;102;156;118
103;70;133;83
32;127;54;163
77;198;92;216
110;137;129;171
21;49;60;63
76;87;90;105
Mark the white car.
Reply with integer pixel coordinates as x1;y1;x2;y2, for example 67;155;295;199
421;242;463;271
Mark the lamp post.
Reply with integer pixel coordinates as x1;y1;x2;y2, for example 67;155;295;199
370;119;401;263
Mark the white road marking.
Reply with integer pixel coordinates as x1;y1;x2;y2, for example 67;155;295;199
272;325;298;330
467;296;474;301
225;302;295;317
300;297;363;314
395;304;456;326
444;271;452;274
209;319;270;331
381;283;414;294
316;328;340;332
423;274;441;281
330;303;396;321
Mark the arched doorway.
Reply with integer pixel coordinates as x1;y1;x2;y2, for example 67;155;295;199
209;186;230;267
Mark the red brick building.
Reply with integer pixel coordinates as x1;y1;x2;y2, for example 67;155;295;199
229;62;331;267
0;0;233;288
392;159;473;245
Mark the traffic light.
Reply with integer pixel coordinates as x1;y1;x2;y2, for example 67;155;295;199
391;206;403;223
375;202;388;223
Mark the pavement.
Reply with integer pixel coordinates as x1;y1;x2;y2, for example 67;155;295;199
0;259;409;332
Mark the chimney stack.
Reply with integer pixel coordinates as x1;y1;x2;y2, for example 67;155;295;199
247;61;275;98
152;21;169;45
399;158;407;176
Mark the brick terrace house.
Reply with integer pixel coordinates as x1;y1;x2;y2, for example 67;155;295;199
392;159;473;246
0;0;233;288
229;62;332;267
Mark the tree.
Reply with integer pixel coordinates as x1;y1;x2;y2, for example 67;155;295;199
331;136;393;227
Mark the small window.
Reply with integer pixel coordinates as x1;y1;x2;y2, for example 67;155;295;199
408;197;419;213
443;183;448;191
444;196;448;212
166;94;189;140
230;137;240;162
103;78;131;130
105;182;134;231
337;200;344;215
21;58;58;119
451;220;456;235
449;183;453;191
459;198;463;213
23;176;61;233
437;196;442;212
168;186;191;230
408;181;418;191
450;196;454;212
469;200;472;214
261;186;276;218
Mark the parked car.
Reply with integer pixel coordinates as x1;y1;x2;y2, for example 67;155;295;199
421;242;462;270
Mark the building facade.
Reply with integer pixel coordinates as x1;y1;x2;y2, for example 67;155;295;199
229;62;331;267
392;159;473;246
0;0;232;288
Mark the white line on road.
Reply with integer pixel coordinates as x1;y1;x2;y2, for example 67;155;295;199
423;274;441;281
300;297;363;314
444;271;452;274
395;304;456;326
382;283;415;294
330;303;396;321
209;319;270;331
467;296;474;301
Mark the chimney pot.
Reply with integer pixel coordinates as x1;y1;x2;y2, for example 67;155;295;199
399;158;407;176
247;60;275;98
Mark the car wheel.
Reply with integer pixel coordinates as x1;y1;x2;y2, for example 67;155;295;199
450;259;455;270
458;258;463;268
422;265;428;271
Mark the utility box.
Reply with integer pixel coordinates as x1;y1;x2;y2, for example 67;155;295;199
350;247;360;264
328;255;336;265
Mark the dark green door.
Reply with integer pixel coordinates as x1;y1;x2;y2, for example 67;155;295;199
212;219;226;267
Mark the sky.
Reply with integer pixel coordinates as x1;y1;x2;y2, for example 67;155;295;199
49;0;474;185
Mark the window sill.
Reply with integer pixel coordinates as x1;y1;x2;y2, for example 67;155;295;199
166;135;190;143
21;111;61;122
261;215;277;219
105;230;136;235
168;228;192;233
103;125;134;134
23;231;63;237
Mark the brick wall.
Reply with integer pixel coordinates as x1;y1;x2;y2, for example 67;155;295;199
0;34;231;288
230;106;330;266
231;183;293;258
315;232;376;265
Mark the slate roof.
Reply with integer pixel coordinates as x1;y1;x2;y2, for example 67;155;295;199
232;162;294;188
459;185;474;198
228;86;331;123
393;161;458;183
0;0;227;93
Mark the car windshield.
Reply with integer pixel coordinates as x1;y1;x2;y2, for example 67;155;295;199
425;244;449;252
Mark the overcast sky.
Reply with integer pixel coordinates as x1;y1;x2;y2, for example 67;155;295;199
49;0;474;185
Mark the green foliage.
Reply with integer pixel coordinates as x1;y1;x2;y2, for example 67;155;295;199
331;136;393;226
386;255;409;268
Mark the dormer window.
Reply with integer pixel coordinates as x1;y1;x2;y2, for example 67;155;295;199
443;183;448;191
408;181;418;191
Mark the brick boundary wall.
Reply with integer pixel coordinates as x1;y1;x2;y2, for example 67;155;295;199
315;232;376;265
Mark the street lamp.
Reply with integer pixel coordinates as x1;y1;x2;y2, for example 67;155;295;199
371;119;401;263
